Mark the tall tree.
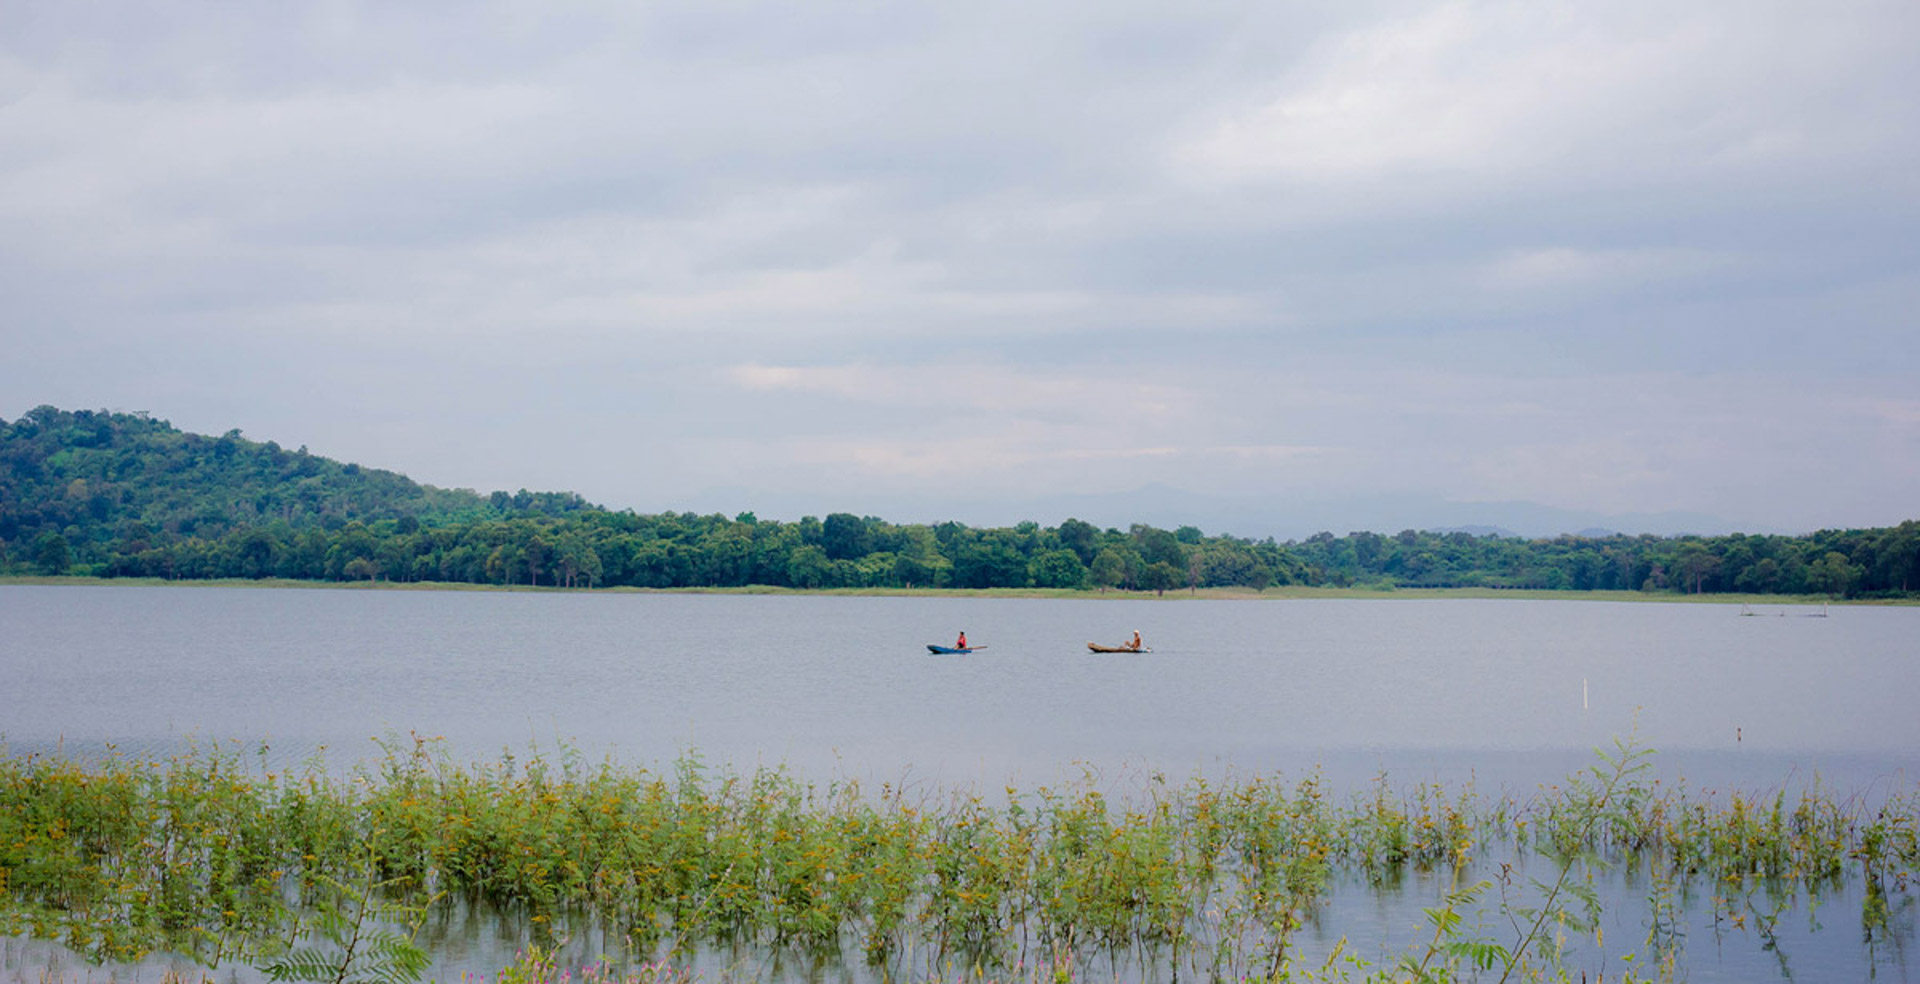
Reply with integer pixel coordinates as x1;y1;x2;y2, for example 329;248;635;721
30;532;70;575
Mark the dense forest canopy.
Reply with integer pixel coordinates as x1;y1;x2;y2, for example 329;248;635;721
3;406;1916;597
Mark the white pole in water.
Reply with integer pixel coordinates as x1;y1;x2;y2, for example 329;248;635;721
1583;678;1589;710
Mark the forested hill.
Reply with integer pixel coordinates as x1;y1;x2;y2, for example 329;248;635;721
0;406;591;579
3;405;1916;598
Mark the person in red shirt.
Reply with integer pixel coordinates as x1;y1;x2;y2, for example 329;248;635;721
956;631;969;650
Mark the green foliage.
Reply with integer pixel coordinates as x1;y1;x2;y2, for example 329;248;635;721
1287;525;1920;599
1088;547;1134;593
1027;548;1088;589
0;407;1301;592
1398;881;1508;983
4;405;1918;598
1140;561;1183;596
262;867;431;984
30;531;70;574
1493;733;1657;982
2;741;1915;983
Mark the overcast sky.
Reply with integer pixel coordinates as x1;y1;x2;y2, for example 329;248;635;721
4;1;1917;537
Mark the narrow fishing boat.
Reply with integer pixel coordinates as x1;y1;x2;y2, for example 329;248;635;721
1089;629;1148;653
927;644;986;654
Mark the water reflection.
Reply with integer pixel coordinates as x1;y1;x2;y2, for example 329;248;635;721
389;854;1910;984
5;586;1920;982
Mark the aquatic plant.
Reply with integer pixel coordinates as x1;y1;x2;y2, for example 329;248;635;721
1;736;1915;983
261;864;433;984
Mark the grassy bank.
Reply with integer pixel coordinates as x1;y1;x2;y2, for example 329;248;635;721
0;574;1887;606
2;739;1914;983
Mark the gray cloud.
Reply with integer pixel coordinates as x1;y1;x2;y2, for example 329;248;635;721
3;0;1917;533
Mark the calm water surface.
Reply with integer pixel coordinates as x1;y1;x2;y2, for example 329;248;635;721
3;585;1917;982
3;585;1915;792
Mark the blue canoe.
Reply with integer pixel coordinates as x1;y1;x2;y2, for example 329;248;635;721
927;644;984;654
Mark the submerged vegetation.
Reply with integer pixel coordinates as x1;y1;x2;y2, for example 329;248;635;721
3;404;1918;598
2;737;1915;982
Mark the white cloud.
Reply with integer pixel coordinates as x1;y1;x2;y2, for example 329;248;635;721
1182;4;1524;181
3;0;1918;532
0;74;561;232
704;363;1351;496
1174;0;1919;197
722;363;1191;421
1478;246;1734;293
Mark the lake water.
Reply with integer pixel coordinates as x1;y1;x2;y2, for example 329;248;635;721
4;585;1915;793
3;585;1918;982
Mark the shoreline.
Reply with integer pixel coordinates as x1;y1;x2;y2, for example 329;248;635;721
0;574;1896;605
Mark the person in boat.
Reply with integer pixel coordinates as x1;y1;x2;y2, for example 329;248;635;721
956;631;968;650
1130;629;1143;651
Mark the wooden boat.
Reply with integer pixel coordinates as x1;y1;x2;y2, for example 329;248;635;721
1087;642;1150;653
927;644;985;654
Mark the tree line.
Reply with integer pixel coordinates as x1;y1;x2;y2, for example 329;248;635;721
3;406;1915;598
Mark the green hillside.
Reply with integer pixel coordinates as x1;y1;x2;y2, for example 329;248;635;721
0;405;589;579
2;404;1915;597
